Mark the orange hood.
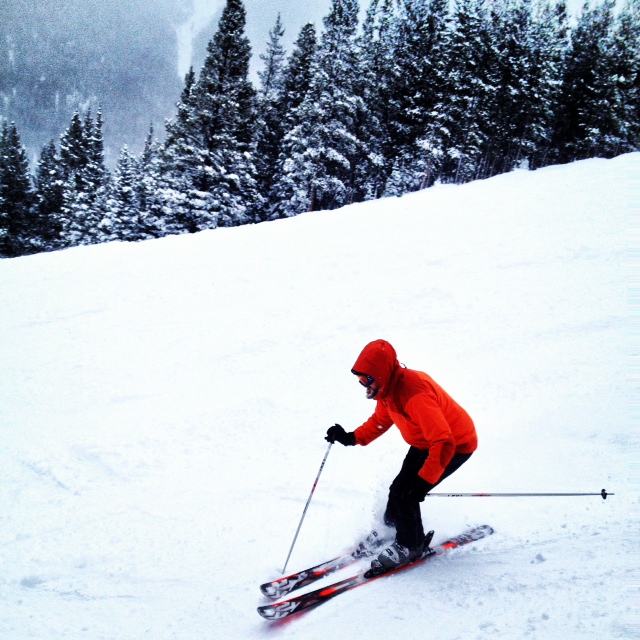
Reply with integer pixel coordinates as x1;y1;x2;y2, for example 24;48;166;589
351;339;400;399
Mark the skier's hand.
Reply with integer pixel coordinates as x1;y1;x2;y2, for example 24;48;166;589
406;475;434;502
325;424;356;446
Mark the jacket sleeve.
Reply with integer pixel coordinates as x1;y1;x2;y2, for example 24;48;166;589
354;402;394;446
406;393;456;484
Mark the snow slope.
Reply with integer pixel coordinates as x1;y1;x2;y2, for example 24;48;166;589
0;154;635;639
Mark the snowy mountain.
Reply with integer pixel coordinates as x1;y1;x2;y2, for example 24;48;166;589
0;154;634;639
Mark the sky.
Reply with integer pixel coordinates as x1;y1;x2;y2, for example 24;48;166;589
0;152;634;639
182;0;592;78
179;0;337;78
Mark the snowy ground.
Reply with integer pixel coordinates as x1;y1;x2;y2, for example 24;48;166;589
0;154;636;639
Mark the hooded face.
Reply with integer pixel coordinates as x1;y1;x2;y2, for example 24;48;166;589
351;339;399;400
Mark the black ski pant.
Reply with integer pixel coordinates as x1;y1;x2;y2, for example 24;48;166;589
383;446;472;550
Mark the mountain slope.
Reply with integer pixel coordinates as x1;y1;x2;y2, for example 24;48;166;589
0;154;634;639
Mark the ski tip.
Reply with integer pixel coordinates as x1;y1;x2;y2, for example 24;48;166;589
257;605;279;620
258;602;299;621
260;584;278;599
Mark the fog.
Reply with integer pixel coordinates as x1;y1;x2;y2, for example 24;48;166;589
0;0;336;166
1;0;182;165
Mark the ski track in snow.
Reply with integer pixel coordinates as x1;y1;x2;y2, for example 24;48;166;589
0;154;636;639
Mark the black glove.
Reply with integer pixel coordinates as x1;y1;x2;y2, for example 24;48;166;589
405;475;434;502
325;423;356;446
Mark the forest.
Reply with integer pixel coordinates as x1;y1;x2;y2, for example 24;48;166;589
0;0;638;258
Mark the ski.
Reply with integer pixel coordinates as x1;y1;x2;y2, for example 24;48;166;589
260;531;390;599
257;524;494;621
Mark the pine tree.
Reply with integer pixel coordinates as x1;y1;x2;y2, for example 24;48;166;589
273;0;367;215
254;13;287;219
527;0;571;169
396;0;449;149
382;0;451;194
553;0;621;161
104;136;168;243
278;23;318;126
136;125;167;238
59;112;87;181
85;109;108;198
428;0;493;184
160;68;205;234
33;140;64;251
0;121;35;257
609;0;640;153
478;0;554;176
358;0;399;198
104;146;144;241
58;110;109;247
162;0;261;230
267;22;318;218
56;113;86;247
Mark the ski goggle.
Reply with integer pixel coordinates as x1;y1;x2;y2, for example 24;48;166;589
356;374;375;388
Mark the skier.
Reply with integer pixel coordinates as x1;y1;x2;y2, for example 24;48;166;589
326;339;478;572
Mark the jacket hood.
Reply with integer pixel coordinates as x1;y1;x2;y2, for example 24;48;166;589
351;339;400;399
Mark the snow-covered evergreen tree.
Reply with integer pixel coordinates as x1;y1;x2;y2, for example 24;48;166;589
273;0;368;215
160;68;206;234
479;0;568;176
162;0;261;230
382;0;451;194
553;0;624;161
0;121;35;257
358;0;399;199
254;14;287;219
418;0;493;184
58;110;109;247
278;23;318;128
33;140;64;251
59;112;87;179
526;0;571;169
103;146;145;241
609;0;640;153
267;22;318;218
135;125;168;238
397;0;448;147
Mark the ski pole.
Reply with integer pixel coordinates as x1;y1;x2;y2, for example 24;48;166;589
281;442;333;574
425;489;613;499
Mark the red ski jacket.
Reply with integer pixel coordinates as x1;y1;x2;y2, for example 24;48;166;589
352;340;477;485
